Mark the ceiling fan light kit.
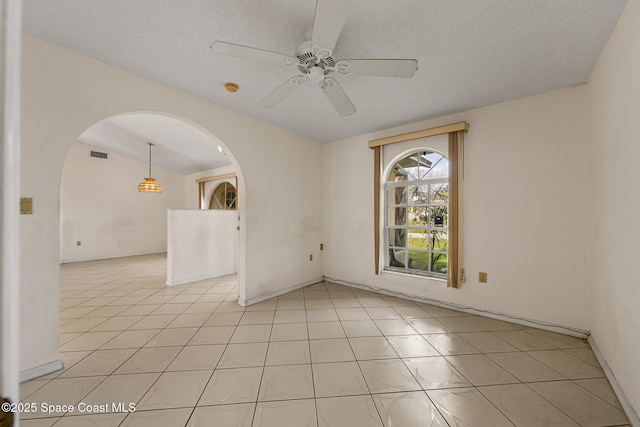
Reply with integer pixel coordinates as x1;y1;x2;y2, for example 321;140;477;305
210;0;417;116
308;65;325;83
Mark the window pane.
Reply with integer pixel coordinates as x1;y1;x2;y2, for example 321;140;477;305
408;250;430;271
388;228;407;247
408;185;429;205
408;232;429;250
388;167;408;183
408;206;428;227
431;231;448;251
405;154;420;181
430;207;448;227
417;156;432;180
387;186;407;205
424;152;449;179
388;207;407;226
431;253;448;274
226;191;236;209
430;184;448;205
388;249;407;268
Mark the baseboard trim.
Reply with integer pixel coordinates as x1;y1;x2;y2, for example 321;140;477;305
61;251;166;264
239;277;323;306
588;337;640;426
166;270;237;286
20;360;63;382
323;276;589;338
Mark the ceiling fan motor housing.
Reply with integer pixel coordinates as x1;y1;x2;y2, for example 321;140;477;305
209;0;417;116
296;41;335;77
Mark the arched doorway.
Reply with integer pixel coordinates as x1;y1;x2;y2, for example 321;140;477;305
59;111;246;298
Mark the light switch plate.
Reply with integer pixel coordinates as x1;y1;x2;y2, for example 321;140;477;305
20;198;33;214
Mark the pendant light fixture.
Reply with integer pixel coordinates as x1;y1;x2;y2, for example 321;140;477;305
138;142;162;193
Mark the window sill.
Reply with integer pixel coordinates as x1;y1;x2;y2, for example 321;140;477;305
382;268;447;283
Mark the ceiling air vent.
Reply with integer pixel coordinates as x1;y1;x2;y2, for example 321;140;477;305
90;150;108;159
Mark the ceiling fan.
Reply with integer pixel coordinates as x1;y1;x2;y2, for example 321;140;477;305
210;0;418;116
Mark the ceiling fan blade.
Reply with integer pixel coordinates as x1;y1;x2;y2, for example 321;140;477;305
335;59;418;78
259;75;307;108
311;0;351;54
320;77;356;116
210;41;297;65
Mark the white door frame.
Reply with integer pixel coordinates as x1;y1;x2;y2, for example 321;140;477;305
1;0;22;422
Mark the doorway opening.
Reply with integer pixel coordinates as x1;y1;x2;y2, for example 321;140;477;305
59;111;246;308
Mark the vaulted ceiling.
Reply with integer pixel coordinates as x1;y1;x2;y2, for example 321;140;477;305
23;0;627;171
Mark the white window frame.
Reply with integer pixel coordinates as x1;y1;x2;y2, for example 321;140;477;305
384;151;449;278
370;121;467;288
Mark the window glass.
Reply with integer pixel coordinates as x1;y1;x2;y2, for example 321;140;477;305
384;150;448;277
210;182;237;210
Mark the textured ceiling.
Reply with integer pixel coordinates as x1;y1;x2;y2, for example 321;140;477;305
23;0;627;171
78;113;231;175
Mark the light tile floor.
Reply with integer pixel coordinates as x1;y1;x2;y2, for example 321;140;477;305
19;254;630;426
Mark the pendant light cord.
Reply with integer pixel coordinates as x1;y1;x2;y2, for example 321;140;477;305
148;142;153;178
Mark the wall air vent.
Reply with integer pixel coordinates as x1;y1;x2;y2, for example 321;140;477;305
90;150;108;159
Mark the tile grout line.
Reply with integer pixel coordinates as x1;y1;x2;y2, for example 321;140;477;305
302;296;320;427
334;294;387;427
179;282;244;427
40;255;631;426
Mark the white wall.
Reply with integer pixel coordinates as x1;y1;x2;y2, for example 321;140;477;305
60;142;187;262
18;3;639;414
587;0;640;416
323;86;590;331
167;210;238;286
21;35;323;374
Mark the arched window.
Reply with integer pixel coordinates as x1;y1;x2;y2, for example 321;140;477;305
209;182;237;210
385;150;448;276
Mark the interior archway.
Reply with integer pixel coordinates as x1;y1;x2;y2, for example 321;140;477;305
59;111;246;300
